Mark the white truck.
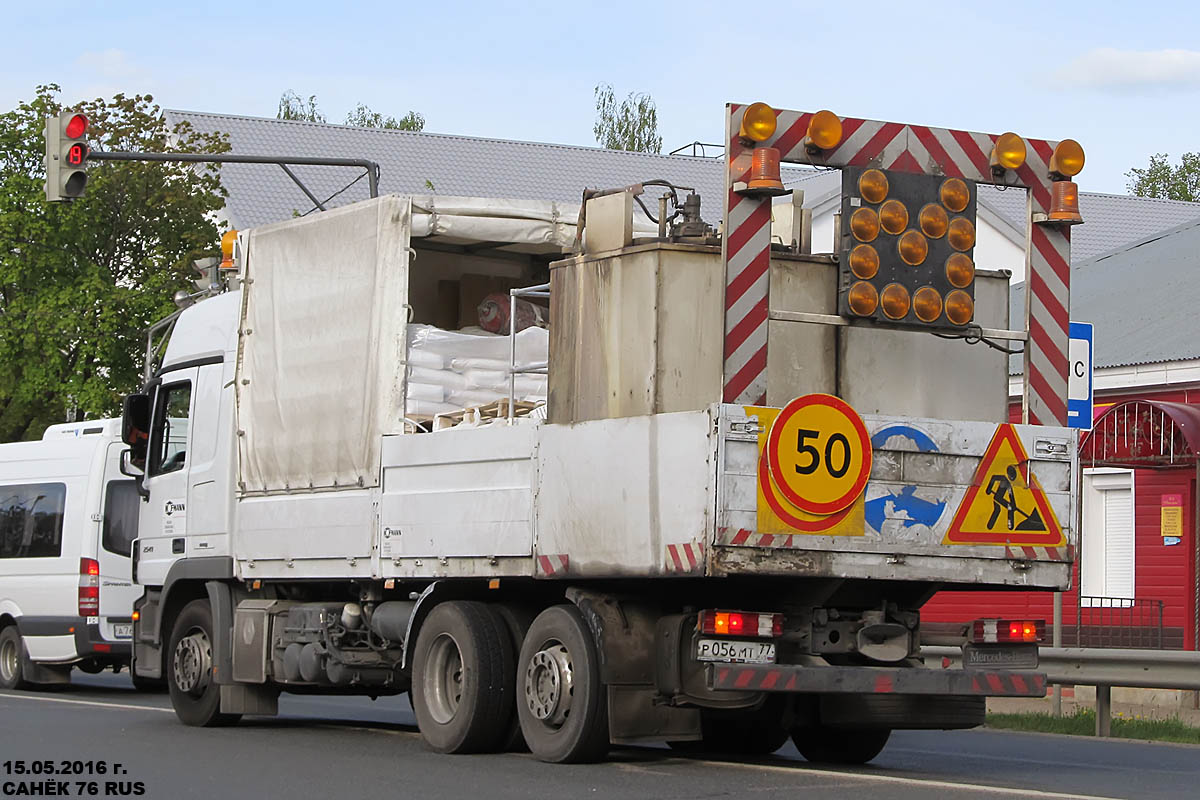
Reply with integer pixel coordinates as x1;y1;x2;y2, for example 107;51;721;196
124;138;1078;764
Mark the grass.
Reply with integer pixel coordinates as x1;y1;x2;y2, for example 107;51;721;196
986;708;1200;745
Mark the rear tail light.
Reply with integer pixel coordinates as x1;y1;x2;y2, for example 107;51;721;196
79;557;100;617
972;618;1044;644
698;610;784;638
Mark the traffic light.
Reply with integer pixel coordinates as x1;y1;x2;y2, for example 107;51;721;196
44;112;90;201
837;167;977;329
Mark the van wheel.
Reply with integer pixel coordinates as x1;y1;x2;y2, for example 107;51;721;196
166;600;240;727
411;601;514;754
0;626;29;690
517;605;610;764
792;726;891;764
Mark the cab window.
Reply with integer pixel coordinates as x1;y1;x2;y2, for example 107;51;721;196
149;382;191;476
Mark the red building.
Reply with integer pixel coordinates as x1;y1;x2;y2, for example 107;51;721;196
925;219;1200;649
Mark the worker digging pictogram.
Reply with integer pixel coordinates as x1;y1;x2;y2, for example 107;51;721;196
943;424;1066;546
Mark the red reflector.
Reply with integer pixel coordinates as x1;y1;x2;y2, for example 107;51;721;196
93;643;111;653
65;113;88;139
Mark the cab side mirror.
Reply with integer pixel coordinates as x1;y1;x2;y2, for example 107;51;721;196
121;393;150;462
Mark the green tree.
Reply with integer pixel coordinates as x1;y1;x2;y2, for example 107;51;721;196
345;103;424;132
277;90;326;122
593;83;662;154
0;85;228;441
1126;152;1200;201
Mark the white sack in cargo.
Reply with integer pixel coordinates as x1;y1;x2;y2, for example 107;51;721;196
236;196;410;492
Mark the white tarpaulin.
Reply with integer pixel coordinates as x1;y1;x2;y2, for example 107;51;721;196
236;196;411;493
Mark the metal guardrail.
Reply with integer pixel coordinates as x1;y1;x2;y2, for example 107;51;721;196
922;645;1200;736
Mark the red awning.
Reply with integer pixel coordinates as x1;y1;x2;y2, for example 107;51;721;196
1080;400;1200;468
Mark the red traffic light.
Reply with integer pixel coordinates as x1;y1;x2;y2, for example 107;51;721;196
65;113;88;139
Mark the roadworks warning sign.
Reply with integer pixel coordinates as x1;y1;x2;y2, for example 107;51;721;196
943;424;1066;546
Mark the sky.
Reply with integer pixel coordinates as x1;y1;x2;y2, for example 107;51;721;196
6;0;1200;196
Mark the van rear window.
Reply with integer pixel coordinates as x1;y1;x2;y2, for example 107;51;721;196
102;481;140;557
0;482;66;559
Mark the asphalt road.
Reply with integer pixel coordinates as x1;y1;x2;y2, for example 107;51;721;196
1;673;1196;800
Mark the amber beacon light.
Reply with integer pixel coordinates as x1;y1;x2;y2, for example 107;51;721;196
747;147;785;193
1048;180;1083;224
740;102;777;142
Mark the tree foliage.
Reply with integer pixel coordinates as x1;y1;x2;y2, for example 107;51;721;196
1126;152;1200;201
0;85;228;440
593;83;662;154
345;103;424;132
277;91;425;131
277;90;326;123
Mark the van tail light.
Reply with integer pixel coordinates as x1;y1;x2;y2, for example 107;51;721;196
79;557;100;617
698;610;784;638
972;618;1044;644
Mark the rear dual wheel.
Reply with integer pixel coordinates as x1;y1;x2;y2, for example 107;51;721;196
516;605;609;763
411;601;515;754
792;726;891;764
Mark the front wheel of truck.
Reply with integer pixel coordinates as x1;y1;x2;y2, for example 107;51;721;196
166;600;240;727
791;726;891;764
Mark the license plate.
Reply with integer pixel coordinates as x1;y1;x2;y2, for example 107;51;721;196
695;639;776;664
963;643;1037;669
112;623;133;639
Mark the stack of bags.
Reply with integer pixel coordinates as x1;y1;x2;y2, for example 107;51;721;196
405;323;548;417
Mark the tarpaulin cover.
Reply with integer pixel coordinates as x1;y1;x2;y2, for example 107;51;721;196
236;196;410;493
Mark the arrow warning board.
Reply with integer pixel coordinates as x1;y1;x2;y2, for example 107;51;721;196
943;424;1065;546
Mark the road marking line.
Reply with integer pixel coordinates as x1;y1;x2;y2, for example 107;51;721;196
0;692;173;714
696;758;1124;800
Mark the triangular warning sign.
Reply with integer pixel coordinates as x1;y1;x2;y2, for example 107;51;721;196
943;424;1066;546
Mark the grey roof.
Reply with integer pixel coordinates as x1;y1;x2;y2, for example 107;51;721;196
165;110;817;228
984;187;1200;263
1010;217;1200;373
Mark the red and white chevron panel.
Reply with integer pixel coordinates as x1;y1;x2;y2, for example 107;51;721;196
719;526;809;550
721;109;772;404
722;104;1071;426
1005;545;1076;562
665;542;705;574
535;553;569;578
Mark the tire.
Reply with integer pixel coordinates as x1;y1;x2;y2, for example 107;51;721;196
166;600;240;727
493;604;536;752
791;726;891;764
411;601;515;754
0;626;29;691
668;698;791;755
516;604;609;764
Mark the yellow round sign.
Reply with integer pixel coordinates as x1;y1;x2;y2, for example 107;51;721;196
766;394;872;515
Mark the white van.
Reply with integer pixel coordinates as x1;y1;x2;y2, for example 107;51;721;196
0;419;145;689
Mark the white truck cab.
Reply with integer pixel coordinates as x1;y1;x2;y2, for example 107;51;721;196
0;420;144;689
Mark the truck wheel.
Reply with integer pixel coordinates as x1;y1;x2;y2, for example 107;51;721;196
493;604;536;752
516;605;609;763
792;726;891;764
669;698;791;755
166;600;240;727
0;626;29;690
411;601;514;754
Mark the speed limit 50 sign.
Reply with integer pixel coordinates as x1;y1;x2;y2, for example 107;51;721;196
765;394;872;515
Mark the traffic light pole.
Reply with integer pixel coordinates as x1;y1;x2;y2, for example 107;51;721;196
86;150;381;206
